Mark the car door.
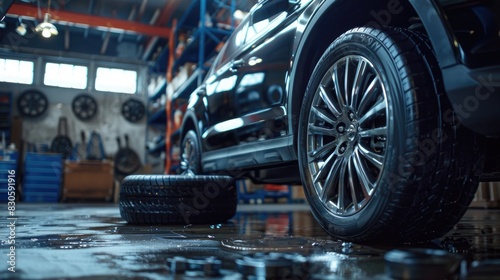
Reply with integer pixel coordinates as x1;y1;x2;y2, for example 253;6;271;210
203;0;300;151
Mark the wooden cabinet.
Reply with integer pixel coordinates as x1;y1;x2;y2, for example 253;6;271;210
63;161;114;201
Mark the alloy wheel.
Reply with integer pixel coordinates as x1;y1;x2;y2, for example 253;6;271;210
306;55;389;216
181;134;198;175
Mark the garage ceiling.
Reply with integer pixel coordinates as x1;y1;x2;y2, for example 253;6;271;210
0;0;191;65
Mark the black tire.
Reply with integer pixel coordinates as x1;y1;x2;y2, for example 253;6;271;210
297;27;483;243
119;175;236;225
121;98;145;123
180;130;202;175
72;94;98;121
17;90;48;118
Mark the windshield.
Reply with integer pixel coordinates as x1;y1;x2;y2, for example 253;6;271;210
0;0;15;20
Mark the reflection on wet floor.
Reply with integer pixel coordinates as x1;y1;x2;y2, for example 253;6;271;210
1;203;499;279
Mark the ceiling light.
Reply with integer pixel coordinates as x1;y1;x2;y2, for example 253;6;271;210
16;17;28;36
35;13;58;38
233;10;246;21
16;23;28;36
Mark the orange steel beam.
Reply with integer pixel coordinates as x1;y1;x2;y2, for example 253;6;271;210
7;3;172;38
142;0;181;60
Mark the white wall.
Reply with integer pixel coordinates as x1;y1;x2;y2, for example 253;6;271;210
1;82;148;164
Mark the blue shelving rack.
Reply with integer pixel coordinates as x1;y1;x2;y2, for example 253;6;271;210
173;0;238;84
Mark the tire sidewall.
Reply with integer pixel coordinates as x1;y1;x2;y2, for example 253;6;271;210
298;28;409;239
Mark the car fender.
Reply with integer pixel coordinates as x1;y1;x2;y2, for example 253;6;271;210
287;0;461;147
407;0;459;68
180;92;207;145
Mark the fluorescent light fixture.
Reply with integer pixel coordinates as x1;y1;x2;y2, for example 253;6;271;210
35;13;58;38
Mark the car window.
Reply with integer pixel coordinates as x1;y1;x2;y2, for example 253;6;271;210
212;1;290;72
246;11;287;43
213;17;250;72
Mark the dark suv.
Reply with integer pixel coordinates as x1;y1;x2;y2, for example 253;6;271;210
180;0;500;243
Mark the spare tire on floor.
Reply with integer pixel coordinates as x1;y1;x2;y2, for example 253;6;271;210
119;175;237;225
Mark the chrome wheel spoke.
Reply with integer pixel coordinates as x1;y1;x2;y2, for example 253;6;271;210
311;106;336;125
309;124;337;137
357;76;379;114
337;158;348;213
344;57;351;106
359;126;387;138
332;64;346;108
312;150;336;188
358;98;386;125
350;60;367;108
308;140;337;161
319;85;342;117
320;156;342;202
358;143;384;169
353;148;373;198
348;157;359;211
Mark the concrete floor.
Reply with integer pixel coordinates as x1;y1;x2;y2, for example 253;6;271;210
1;203;500;279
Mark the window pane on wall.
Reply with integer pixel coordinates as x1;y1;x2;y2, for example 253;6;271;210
44;62;88;89
95;67;137;94
0;59;34;84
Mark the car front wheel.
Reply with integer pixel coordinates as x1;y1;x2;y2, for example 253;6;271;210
180;130;202;175
298;27;483;243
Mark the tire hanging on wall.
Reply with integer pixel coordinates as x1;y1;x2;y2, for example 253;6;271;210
72;94;98;121
50;117;73;159
119;175;237;225
17;89;48;118
121;98;145;123
114;134;141;175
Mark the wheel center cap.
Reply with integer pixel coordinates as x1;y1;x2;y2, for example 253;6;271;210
347;124;357;141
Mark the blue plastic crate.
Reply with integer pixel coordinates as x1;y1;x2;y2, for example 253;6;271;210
0;188;14;201
24;167;63;177
0;151;18;161
25;153;63;170
0;162;17;202
23;153;63;203
24;175;61;185
25;152;62;161
23;183;61;192
0;160;17;173
23;192;59;202
25;161;63;170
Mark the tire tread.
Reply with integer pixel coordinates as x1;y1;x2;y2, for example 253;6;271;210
119;175;237;225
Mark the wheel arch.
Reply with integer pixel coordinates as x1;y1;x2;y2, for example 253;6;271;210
288;0;458;151
180;110;199;143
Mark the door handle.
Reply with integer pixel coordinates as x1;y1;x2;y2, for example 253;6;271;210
229;59;245;72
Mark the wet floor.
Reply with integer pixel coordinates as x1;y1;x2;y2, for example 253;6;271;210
1;203;500;279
